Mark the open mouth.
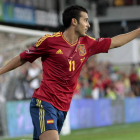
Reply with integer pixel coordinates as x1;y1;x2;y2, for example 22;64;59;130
85;29;88;33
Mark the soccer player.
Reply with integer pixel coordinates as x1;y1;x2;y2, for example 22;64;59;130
0;5;140;140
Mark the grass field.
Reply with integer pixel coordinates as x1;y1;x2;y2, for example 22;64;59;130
1;123;140;140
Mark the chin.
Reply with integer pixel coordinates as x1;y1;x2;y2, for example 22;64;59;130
80;33;86;37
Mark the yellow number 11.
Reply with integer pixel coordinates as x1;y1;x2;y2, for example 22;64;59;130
69;60;75;71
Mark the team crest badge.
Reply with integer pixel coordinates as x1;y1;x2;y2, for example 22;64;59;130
77;44;86;56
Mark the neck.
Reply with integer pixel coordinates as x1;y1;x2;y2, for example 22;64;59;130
63;28;79;44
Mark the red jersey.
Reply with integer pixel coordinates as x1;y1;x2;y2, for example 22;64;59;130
20;32;111;111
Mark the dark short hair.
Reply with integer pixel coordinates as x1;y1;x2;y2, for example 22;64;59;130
62;5;88;29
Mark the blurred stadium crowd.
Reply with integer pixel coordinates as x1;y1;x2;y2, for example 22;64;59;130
0;0;140;101
0;0;140;138
17;57;140;100
109;0;140;6
2;0;140;8
75;58;140;100
0;31;140;101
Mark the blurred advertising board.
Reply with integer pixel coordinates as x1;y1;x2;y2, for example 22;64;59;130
69;99;112;129
69;100;80;129
0;1;4;21
35;10;58;27
6;100;33;137
94;99;112;127
77;99;96;128
111;99;125;124
5;98;140;137
1;2;59;27
125;98;140;123
3;2;35;25
138;98;140;116
69;99;97;129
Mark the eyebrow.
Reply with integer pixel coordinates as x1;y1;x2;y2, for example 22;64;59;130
85;18;88;20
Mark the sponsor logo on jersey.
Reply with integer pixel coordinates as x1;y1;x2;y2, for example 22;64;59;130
77;44;86;56
26;49;35;54
25;45;37;54
56;49;63;54
97;38;104;42
47;119;54;124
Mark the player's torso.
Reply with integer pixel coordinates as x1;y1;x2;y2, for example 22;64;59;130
41;32;89;85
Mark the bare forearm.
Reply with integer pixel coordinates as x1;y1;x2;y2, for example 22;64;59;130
110;28;140;49
0;55;26;75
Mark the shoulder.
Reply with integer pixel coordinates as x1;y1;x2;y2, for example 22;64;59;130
79;35;96;44
36;32;62;47
80;35;96;41
44;32;62;41
46;32;62;41
86;35;96;41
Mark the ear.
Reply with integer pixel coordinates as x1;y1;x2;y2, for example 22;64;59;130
71;18;78;26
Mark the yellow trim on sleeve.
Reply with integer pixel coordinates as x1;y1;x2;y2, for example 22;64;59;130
87;35;96;40
35;32;61;47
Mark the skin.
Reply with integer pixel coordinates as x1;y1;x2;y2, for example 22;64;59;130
63;11;90;44
0;10;140;140
39;130;59;140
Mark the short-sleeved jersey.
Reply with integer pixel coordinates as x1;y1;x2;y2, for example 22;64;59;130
20;32;111;111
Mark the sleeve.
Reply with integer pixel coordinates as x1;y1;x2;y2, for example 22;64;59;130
20;35;49;63
87;36;111;57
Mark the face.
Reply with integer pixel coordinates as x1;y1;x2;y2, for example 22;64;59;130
75;11;90;37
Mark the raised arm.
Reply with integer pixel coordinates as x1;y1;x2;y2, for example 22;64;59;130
0;55;26;75
110;28;140;49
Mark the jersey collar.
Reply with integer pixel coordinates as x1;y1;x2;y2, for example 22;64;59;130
61;32;80;46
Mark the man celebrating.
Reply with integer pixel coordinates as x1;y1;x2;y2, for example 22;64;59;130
0;5;140;140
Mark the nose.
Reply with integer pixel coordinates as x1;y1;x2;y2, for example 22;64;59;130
88;22;90;28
